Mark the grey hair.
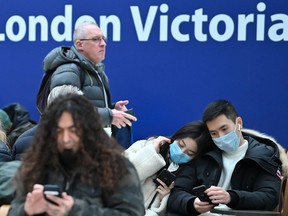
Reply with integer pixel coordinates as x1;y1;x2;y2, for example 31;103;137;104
73;21;99;44
47;85;84;106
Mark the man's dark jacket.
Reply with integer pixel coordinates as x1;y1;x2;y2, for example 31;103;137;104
166;134;282;216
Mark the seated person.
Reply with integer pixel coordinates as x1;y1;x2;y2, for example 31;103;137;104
8;94;144;215
166;99;282;216
125;121;214;216
0;125;11;162
2;104;36;149
11;85;84;160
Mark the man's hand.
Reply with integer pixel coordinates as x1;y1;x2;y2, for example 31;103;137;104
193;197;215;214
114;100;129;111
111;109;137;128
206;186;231;205
24;184;47;215
45;192;74;216
112;100;137;128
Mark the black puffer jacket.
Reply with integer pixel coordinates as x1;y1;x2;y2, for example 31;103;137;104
43;46;113;126
167;135;281;216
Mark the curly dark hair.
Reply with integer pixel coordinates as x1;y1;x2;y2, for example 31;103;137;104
17;94;127;194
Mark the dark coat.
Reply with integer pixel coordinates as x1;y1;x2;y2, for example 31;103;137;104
11;125;38;160
3;103;36;148
167;135;282;216
8;159;145;216
0;141;11;162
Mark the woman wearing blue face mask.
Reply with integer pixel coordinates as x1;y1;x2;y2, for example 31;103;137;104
124;121;214;216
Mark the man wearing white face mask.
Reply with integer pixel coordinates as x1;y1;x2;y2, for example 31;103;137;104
167;99;283;216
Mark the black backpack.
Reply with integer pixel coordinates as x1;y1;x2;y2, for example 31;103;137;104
36;47;85;115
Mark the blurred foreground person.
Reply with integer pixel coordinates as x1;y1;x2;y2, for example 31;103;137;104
8;94;144;216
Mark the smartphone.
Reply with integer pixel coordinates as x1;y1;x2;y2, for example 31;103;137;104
192;185;212;203
153;169;176;187
125;108;136;117
43;184;62;205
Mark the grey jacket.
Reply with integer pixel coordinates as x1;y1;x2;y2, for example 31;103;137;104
43;46;113;126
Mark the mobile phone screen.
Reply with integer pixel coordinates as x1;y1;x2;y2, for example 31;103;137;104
43;184;62;205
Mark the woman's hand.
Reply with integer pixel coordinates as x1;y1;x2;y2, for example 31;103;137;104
155;178;174;201
153;136;171;153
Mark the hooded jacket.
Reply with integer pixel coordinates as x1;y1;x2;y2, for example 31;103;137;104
3;103;36;148
43;46;113;126
167;129;282;216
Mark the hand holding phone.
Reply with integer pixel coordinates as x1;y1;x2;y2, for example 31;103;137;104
192;185;212;203
153;169;176;187
125;108;136;117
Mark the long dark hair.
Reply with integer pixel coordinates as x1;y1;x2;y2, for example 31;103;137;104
16;94;127;194
159;121;213;168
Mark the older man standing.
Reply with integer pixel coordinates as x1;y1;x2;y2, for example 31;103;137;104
41;21;136;142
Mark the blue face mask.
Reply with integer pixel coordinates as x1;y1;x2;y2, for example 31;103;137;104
169;141;193;164
212;125;240;153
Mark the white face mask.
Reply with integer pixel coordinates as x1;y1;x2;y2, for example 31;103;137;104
212;124;241;153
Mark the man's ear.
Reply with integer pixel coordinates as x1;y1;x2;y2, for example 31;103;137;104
237;117;243;131
75;40;84;51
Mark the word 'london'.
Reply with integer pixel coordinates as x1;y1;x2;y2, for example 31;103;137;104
0;2;287;42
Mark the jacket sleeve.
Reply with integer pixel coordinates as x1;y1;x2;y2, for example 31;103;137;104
125;139;166;181
166;164;200;216
227;163;281;210
0;141;12;162
68;161;145;216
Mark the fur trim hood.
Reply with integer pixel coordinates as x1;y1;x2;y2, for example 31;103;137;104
242;128;288;178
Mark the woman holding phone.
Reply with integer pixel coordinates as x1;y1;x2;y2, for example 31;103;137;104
124;121;214;216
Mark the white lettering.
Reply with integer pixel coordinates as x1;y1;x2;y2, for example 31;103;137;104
238;14;254;41
192;9;208;42
130;5;158;41
268;14;288;41
159;4;169;41
100;15;121;41
0;2;287;43
171;15;190;42
209;14;234;41
6;16;26;41
51;5;72;42
256;2;266;41
28;16;48;41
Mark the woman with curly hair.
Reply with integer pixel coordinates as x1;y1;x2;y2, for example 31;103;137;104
8;94;144;216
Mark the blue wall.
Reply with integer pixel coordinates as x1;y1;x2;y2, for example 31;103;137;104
0;0;287;147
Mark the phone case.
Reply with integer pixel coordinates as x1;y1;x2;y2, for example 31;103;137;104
153;169;176;187
125;109;135;117
192;185;211;203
